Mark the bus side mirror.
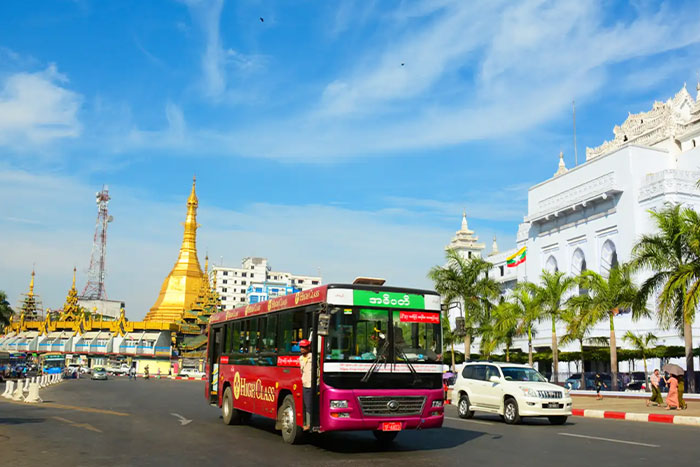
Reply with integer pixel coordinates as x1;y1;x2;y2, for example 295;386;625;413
317;314;330;336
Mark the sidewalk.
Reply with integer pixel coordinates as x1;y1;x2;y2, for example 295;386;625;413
572;395;700;426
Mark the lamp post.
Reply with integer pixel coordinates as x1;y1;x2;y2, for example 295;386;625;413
446;301;467;368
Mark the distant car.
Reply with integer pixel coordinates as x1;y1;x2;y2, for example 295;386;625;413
91;367;108;380
178;367;205;378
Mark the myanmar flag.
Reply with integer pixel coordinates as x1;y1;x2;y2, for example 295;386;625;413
506;246;527;268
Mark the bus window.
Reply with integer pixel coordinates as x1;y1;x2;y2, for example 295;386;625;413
224;323;234;354
257;317;266;353
262;315;277;353
231;321;240;354
249;318;258;354
278;309;308;354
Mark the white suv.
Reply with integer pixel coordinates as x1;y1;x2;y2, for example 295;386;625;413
451;362;572;425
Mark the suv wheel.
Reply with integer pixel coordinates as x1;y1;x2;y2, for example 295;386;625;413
458;394;474;419
503;398;520;424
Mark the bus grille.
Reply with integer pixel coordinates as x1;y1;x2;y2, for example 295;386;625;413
357;396;426;417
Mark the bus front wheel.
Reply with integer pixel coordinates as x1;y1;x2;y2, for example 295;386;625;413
222;387;243;425
279;395;304;444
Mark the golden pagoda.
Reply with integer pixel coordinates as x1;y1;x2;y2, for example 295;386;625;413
145;177;205;323
19;270;41;318
59;267;81;321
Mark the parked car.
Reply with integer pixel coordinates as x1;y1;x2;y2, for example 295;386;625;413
451;361;572;425
564;372;620;390
91;367;108;380
178;367;205;378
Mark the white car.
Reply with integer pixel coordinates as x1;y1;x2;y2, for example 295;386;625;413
178;367;205;378
451;361;572;425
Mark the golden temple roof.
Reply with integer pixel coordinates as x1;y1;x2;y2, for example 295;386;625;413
144;177;205;323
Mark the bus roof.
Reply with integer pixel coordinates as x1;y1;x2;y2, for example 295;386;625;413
209;283;440;325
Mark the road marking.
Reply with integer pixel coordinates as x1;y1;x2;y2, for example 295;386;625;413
52;416;103;433
0;398;129;417
558;432;659;448
445;416;493;426
170;413;192;426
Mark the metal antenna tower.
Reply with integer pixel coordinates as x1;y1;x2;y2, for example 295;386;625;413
81;185;113;300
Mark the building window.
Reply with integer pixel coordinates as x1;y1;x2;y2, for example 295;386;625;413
251;265;255;269
251;273;254;278
312;281;319;285
468;251;472;258
222;280;227;284
241;289;246;293
242;281;246;285
222;288;227;293
499;266;504;277
242;272;247;277
223;271;228;276
298;279;304;284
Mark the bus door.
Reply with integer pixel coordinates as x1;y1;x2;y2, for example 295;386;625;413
208;325;223;404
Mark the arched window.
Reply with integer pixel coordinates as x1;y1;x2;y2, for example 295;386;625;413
600;240;618;278
571;248;587;276
545;255;558;273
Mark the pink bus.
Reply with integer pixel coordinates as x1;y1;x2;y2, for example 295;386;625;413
206;282;444;444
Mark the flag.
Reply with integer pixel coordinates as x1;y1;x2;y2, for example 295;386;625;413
506;246;527;268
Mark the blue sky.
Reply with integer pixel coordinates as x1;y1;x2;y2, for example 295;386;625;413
1;0;699;319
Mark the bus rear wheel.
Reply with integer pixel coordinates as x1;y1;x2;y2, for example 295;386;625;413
222;387;244;425
373;430;398;444
279;395;304;444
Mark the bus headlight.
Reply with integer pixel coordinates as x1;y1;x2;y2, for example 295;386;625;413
330;400;349;409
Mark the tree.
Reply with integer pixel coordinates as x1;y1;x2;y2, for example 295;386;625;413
560;305;598;391
0;291;13;327
632;204;697;392
623;331;657;392
442;311;457;371
531;270;576;383
491;301;524;363
508;283;543;366
428;248;500;360
570;265;647;390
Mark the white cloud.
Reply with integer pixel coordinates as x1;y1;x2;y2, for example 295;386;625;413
0;64;82;148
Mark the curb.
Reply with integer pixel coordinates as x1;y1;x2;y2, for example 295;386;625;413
168;376;206;381
572;408;700;427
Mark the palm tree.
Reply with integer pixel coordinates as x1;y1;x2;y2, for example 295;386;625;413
442;311;457;371
571;265;647;390
428;248;500;360
531;270;576;383
632;204;696;392
623;331;657;392
491;301;525;363
508;283;543;366
0;291;14;327
560;305;598;391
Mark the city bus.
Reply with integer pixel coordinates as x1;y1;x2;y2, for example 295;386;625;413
206;282;444;444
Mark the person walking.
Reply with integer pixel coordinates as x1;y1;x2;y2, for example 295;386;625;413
129;365;136;381
144;365;150;380
647;369;664;407
594;373;607;400
665;374;679;410
299;339;312;431
677;374;687;410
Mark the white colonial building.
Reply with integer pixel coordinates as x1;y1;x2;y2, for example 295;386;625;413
452;84;700;373
211;257;322;308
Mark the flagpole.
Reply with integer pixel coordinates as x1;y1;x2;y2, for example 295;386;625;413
573;100;578;166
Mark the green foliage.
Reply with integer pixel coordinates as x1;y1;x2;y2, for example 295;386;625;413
0;290;13;326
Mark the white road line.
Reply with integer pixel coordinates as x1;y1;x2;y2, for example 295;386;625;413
558;432;659;448
445;416;493;426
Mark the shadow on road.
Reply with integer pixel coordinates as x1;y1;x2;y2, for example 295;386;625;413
241;415;481;452
0;417;46;425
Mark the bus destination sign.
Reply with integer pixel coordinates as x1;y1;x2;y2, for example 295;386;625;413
353;290;425;309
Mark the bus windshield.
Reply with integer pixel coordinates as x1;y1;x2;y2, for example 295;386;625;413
324;307;441;363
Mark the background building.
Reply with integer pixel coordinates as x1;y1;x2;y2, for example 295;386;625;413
446;84;700;375
211;257;321;308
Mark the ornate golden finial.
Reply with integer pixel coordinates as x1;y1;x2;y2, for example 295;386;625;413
29;269;35;297
188;175;198;207
72;267;76;288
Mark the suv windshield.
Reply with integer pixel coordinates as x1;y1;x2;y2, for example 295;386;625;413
501;367;547;382
324;306;441;363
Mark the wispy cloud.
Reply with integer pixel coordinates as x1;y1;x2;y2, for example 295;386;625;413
0;64;82;149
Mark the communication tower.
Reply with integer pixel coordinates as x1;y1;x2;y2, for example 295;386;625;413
81;186;113;300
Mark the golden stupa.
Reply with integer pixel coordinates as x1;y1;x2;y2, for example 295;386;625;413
144;177;205;323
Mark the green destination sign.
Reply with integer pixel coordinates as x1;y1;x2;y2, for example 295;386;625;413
353;290;425;309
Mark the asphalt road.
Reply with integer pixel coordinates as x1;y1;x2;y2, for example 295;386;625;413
1;378;697;467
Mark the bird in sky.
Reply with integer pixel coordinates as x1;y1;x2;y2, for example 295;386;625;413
259;17;264;22
401;63;405;66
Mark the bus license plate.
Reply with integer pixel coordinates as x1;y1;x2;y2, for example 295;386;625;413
381;422;402;431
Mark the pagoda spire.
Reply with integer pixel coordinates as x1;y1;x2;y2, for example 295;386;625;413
61;267;81;321
145;177;205;322
28;269;35;297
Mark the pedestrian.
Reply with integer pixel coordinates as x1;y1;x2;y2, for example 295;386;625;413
594;373;607;400
144;365;149;380
647;369;664;407
299;339;312;431
129;365;136;381
677;374;687;410
157;367;161;379
665;374;679;410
